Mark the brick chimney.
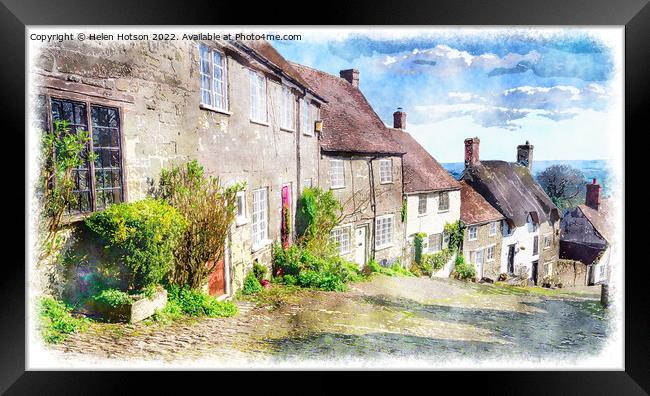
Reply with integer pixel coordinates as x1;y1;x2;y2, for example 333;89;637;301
340;69;359;88
585;178;601;210
393;107;406;129
464;137;480;168
517;140;534;170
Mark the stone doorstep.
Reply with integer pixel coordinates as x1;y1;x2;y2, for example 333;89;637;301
130;289;168;323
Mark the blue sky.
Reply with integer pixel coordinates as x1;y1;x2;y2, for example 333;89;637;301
272;28;623;163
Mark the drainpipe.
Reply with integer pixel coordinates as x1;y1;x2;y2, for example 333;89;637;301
367;156;378;261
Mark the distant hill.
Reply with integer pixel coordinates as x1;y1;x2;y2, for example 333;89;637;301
442;159;618;197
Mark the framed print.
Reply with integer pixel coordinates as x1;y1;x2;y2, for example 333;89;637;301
1;0;647;393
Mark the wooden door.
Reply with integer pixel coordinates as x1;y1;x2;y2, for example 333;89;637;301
208;256;226;296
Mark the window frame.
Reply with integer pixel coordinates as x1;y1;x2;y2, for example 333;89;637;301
251;187;269;250
379;158;393;184
486;245;495;262
249;69;268;124
198;44;229;113
280;85;295;131
468;226;478;241
489;221;498;236
428;233;443;253
418;194;428;215
329;159;345;189
42;93;127;219
235;190;248;226
330;226;352;254
543;233;552;249
533;235;539;255
544;261;554;276
375;214;394;250
301;98;313;136
438;191;450;212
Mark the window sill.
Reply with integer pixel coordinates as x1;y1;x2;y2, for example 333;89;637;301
417;213;428;217
251;239;273;253
380;181;393;185
468;238;478;242
236;218;249;227
303;132;315;137
330;185;346;190
200;104;232;115
486;259;495;263
375;243;393;251
280;127;295;133
437;209;450;214
250;119;270;127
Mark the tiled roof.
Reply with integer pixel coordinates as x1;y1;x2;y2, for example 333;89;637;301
290;62;405;155
461;160;560;227
390;128;460;193
459;181;504;225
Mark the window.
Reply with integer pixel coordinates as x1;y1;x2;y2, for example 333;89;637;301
251;188;268;247
249;70;267;122
379;159;392;184
375;215;394;249
438;191;449;212
301;99;313;135
302;178;313;190
418;194;427;215
330;227;351;254
599;264;606;278
48;97;124;214
468;226;478;240
533;235;539;255
236;190;247;225
428;233;443;253
489;221;498;236
199;44;228;111
544;261;554;276
281;86;295;130
330;159;345;189
544;234;552;249
486;245;495;261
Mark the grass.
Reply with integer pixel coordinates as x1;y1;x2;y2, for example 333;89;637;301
38;297;91;344
239;284;305;310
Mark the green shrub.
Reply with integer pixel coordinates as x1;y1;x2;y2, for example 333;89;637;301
242;272;263;295
92;288;133;308
296;187;342;254
85;198;187;290
38;297;90;344
421;248;453;276
165;285;238;318
413;232;427;265
282;274;297;286
451;254;476;280
252;261;268;282
366;259;414;277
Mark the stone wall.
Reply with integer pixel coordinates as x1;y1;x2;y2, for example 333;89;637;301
555;259;588;287
462;220;503;279
33;39;322;296
538;219;560;283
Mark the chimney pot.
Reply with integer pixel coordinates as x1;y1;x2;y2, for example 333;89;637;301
586;179;601;210
517;141;534;171
339;69;359;88
464;137;480;168
393;108;407;129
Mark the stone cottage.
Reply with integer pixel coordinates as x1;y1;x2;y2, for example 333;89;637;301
560;179;613;285
389;110;461;277
32;39;325;297
459;181;505;280
290;64;406;268
460;138;560;285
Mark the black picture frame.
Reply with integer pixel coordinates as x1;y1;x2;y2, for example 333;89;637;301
3;0;645;393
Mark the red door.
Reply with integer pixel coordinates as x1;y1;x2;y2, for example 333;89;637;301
281;184;291;248
208;256;225;296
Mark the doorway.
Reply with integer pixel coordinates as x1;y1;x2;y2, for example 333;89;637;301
532;260;539;285
355;225;368;267
507;244;515;274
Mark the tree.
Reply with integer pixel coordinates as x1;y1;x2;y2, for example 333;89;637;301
536;164;586;210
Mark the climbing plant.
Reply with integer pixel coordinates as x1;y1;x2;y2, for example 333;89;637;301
296;187;342;255
413;232;427;265
38;119;94;256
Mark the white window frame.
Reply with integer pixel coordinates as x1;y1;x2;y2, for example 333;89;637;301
302;99;313;136
598;264;606;278
375;214;394;250
330;226;352;254
280;86;295;131
468;226;478;241
199;44;229;112
249;70;267;123
545;261;554;276
379;159;393;184
489;221;498;236
251;187;269;250
486;245;495;262
429;233;443;253
236;190;248;226
418;194;427;215
438;191;450;212
543;233;552;249
330;159;345;189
